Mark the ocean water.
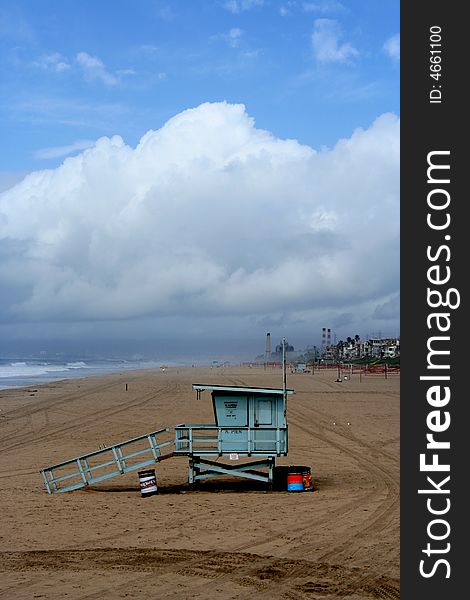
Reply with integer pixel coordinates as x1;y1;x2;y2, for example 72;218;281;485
0;356;172;390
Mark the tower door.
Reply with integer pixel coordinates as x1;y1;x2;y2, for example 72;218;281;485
252;396;275;427
250;396;278;452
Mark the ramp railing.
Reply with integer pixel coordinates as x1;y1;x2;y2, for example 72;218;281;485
40;428;172;494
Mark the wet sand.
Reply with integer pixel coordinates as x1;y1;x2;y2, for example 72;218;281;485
0;365;399;599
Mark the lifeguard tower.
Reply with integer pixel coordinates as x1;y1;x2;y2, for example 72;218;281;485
175;384;293;486
39;340;295;493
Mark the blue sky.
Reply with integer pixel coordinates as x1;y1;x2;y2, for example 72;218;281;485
1;0;399;176
0;1;399;359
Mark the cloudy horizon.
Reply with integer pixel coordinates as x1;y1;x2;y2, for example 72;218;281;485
0;101;398;360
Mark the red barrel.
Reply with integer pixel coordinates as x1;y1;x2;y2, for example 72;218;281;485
287;466;313;491
287;470;304;492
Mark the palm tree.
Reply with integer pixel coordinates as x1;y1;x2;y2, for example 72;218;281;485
336;340;344;361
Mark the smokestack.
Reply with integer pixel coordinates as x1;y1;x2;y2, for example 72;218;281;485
265;332;271;357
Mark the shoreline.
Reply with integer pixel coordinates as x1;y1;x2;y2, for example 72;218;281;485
0;359;193;392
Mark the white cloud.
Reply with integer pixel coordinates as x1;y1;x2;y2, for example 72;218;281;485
0;102;399;337
302;0;345;14
311;19;359;63
223;0;264;13
34;140;96;160
76;51;118;85
33;53;71;72
303;1;345;13
210;28;244;48
384;34;400;61
116;68;136;77
228;28;243;48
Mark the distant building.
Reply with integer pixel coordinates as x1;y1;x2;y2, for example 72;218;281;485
360;338;400;360
321;327;332;349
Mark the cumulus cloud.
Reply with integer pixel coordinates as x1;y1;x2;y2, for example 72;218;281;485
384;34;400;61
311;19;359;63
0;102;399;342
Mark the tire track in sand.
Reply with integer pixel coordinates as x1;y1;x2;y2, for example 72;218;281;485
0;382;178;457
287;402;399;561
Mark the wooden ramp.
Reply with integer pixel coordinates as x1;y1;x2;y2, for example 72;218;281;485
40;428;173;494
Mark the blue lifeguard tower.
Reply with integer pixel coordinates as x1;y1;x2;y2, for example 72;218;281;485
39;338;294;493
175;384;293;486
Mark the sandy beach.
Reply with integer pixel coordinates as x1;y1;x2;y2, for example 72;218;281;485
0;365;399;599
